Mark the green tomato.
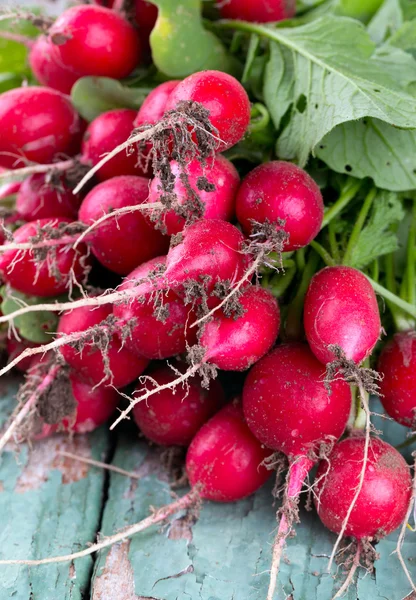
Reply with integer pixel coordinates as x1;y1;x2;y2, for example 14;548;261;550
336;0;383;21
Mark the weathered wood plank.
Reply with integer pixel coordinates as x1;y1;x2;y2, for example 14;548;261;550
92;425;416;600
0;376;110;600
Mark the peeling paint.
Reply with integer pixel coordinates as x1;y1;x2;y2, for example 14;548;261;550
15;434;91;493
92;540;138;600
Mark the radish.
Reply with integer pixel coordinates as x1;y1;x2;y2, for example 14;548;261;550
16;173;82;221
165;70;251;151
146;154;239;235
215;0;296;22
111;284;279;430
113;256;197;359
29;36;80;95
314;436;412;596
0;87;83;169
134;80;180;127
378;331;416;427
78;175;168;275
0;218;90;297
186;401;272;502
316;436;412;539
35;371;121;437
304;266;381;365
163;219;250;298
133;362;225;446
82;109;149;181
236;161;324;251
6;337;41;373
242;343;351;599
48;5;141;79
199;285;280;371
58;304;149;388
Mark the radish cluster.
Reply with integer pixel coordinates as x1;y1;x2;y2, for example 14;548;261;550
0;4;415;598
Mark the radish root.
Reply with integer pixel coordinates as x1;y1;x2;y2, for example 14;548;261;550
267;455;313;600
332;542;361;600
394;452;416;594
0;488;200;565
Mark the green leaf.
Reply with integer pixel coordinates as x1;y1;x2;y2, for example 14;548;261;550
350;190;405;269
71;77;152;122
367;0;404;44
0;72;25;93
387;20;416;57
0;18;38;78
316;118;416;191
260;16;416;166
1;287;60;343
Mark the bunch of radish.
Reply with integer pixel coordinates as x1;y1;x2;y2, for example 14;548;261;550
0;1;414;598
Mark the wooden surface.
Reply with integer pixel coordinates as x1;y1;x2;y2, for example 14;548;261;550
0;379;415;600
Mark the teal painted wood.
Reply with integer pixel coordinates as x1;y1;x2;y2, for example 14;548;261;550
0;376;111;600
92;425;416;600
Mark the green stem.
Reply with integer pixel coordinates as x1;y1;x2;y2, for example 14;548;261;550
343;187;377;267
396;434;416;451
368;277;416;320
321;179;362;229
353;359;369;430
371;259;379;283
250;103;270;133
385;252;396;296
296;247;306;272
328;219;340;264
310;240;336;266
265;265;297;298
285;252;320;341
404;199;416;306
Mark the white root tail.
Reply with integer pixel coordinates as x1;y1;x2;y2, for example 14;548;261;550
394;452;416;594
0;488;200;565
57;451;142;480
109;362;202;430
328;382;371;570
331;543;361;600
0;363;61;455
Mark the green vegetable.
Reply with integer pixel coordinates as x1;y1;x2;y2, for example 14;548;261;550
71;77;153;122
148;0;235;77
316;118;416;191
220;16;416;168
1;287;60;343
336;0;383;22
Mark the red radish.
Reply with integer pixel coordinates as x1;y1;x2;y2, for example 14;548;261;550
163;219;250;297
58;305;149;388
0;218;90;297
199;286;280;371
216;0;296;22
113;256;197;359
37;372;120;437
242;343;351;598
165;70;251;151
133;363;225;446
79;175;168;275
378;331;416;427
236;161;324;251
133;0;158;50
243;343;351;460
186;401;272;502
146;155;239;235
82;109;149;181
30;36;80;95
0;87;83;169
304;266;381;365
48;5;141;79
315;436;412;539
134;80;180;127
6;337;41;373
16;173;82;220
